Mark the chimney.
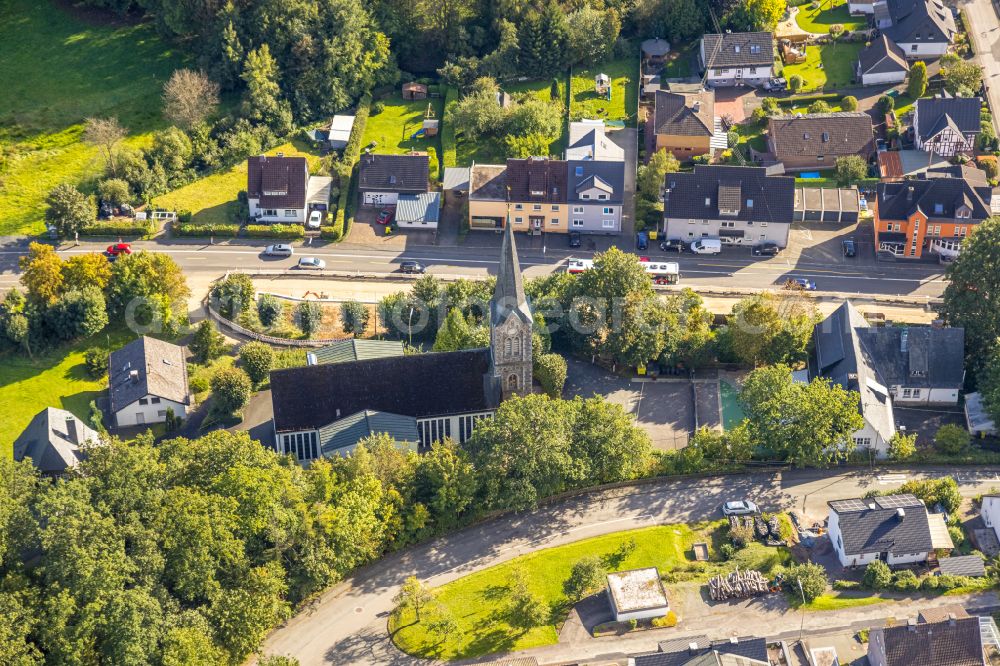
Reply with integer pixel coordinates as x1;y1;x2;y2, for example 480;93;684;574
129;369;139;384
897;508;906;520
948;613;957;626
688;642;700;655
729;637;739;644
908;617;918;632
693;100;701;112
867;502;877;510
66;416;78;445
907;186;915;202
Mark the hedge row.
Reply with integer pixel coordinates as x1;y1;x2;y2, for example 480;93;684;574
173;223;240;237
428;146;440;184
442;86;459;168
243;224;305;239
79;220;154;236
778;92;842;105
331;93;372;239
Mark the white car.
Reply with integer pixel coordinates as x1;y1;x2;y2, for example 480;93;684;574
297;257;326;270
307;210;323;229
722;500;759;516
263;244;294;257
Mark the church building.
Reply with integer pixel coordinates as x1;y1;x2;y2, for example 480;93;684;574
269;223;533;461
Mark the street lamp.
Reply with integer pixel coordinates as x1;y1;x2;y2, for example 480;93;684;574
408;305;414;347
797;578;807;641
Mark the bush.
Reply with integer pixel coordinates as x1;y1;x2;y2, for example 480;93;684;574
210;366;252;415
832;579;860;590
442;86;459;167
777;92;840;106
190;320;225;364
730;522;754;549
189;374;210;394
862;560;892;590
239;341;274;386
79;220;154;236
784;562;828;602
720;543;736;560
935;574;974;590
651;611;677;628
789;74;803;92
257;293;284;327
174;223;240;237
563;556;606;601
888;433;917;460
894;477;962;514
879;95;895;113
427;146;440;183
920;575;940;590
296;301;323;337
84;347;109;378
177;210;193;224
841;95;858;111
371;100;385;115
534;353;567;398
935;423;971;455
891;569;920;591
243;224;304;239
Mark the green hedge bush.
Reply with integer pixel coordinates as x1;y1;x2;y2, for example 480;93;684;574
331;93;372;239
174;223;240;237
427;146;440;183
442;86;459;168
243;224;305;239
79;220;154;236
778;92;842;106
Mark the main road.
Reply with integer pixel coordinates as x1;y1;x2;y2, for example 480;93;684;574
259;466;1000;665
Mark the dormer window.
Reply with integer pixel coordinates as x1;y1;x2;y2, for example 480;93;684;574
957;206;971;218
803;132;810;140
389;175;397;185
705;197;711;207
575;166;584;176
734;45;741;53
934;203;944;214
821;132;829;142
750;44;760;54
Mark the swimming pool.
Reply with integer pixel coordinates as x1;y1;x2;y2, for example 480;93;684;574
799;171;821;179
720;380;746;430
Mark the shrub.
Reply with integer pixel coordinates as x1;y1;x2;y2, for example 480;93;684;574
210;366;252;415
879;95;895;113
296;301;323;337
651;611;677;628
948;525;965;549
935;423;971;454
720;543;736;560
371;100;385;115
177;210;193;224
891;569;920;591
190;320;225;364
239;341;274;386
84;347;109;378
257;293;284;327
563;556;606;601
862;560;892;590
789;74;803;92
894;477;962;514
427;146;440;183
174;223;240;237
935;574;974;590
777;92;840;106
841;95;858;111
243;224;304;239
534;352;567;398
88;400;106;435
888;433;917;460
442;86;459;167
784;562;828;602
79;220;154;236
920;575;940;590
730;522;754;549
832;579;860;590
189;374;210;394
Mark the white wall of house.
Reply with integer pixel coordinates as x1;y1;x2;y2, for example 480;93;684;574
983;497;1000;541
664;217;790;247
396;217;438;229
607;591;669;622
114;395;187;427
570;204;622;234
897;42;950;59
248;198;307;223
848;1;876;13
892;386;960;406
852;419;893;459
886;551;929;565
860;70;907;87
704;66;771;87
362;191;399;206
828;506;929;567
916;126;975;157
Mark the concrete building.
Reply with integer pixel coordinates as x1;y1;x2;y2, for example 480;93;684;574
606;568;669;622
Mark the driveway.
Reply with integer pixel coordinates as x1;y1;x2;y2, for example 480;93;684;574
610;127;638;241
965;0;1000;136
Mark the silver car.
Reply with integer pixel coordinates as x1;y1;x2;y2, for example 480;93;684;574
297;257;326;270
263;244;294;257
722;500;759;516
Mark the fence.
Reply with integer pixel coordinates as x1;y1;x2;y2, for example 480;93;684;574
205;302;340;348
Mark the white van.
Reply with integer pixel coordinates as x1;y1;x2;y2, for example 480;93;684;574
690;238;722;255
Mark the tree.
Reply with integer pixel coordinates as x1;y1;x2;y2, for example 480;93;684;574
789;74;803;92
879;94;895;113
46;287;108;340
893;476;962;513
807;100;831;114
3;312;31;358
740;364;865;466
566;7;620;65
413;441;478;529
107;251;189;318
83;116;127;177
908;60;928;98
85;347;110;378
45;184;95;237
447;79;505;140
504;133;552;158
534;352;567;398
564;556;606;601
835;155;868;185
784;562;827;603
940;54;984;96
729;0;786;31
862;560;892;589
296;302;323;337
887;433;917;460
239;341;274;386
210;366;252;415
726;292;816;366
433;308;488;351
19;242;65;305
934;423;971;455
571;396;654;483
340;300;369;336
163;69;221;129
212;273;255;320
257;293;284;328
190;320;225;364
394;576;433;622
98;178;132;206
241;45;293;135
425;605;459;645
507;569;548;628
518;1;569;78
150;127;194;176
62;253;112;293
637;150;680;201
841;95;858;112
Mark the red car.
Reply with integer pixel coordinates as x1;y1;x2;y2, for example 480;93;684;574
105;243;132;257
377;208;395;225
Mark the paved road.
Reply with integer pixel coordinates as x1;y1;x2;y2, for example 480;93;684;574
966;0;1000;136
259;466;1000;665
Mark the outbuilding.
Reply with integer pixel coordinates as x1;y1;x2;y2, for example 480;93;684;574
606;567;669;622
402;82;427;100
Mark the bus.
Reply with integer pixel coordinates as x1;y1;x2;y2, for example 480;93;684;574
566;257;679;284
566;258;593;274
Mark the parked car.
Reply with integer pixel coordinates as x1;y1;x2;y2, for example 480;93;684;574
263;244;294;257
752;242;780;256
842;239;856;257
569;232;582;248
636;231;649;251
763;77;787;91
400;260;426;274
297;257;326;270
307;210;323;229
786;277;817;291
659;238;684;253
105;242;132;257
377;208;394;225
690;238;722;255
722;500;759;516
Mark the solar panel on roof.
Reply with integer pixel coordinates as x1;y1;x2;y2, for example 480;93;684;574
830;498;868;512
875;494;923;509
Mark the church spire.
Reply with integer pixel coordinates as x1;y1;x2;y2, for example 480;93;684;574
492;221;531;325
487;222;533;399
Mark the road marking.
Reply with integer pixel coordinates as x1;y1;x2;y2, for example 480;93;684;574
876;473;908;484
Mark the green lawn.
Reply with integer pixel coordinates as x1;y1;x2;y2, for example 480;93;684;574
390;523;791;660
570;55;640;127
802;592;888;611
0;0;186;237
506;77;570;157
782;42;863;92
363;94;444;156
794;0;869;33
661;44;697;80
154;140;322;225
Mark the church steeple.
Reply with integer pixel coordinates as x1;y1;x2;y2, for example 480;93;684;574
488;223;533;398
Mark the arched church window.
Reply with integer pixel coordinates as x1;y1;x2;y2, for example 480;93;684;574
504;337;512;355
507;374;518;390
514;336;521;355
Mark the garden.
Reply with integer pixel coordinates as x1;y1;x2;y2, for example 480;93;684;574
780;42;864;92
793;0;869;34
362;92;444;158
570;54;640;127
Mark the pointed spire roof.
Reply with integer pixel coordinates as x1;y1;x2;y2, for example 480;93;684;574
491;223;532;326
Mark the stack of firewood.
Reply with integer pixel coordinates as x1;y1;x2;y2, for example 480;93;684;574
708;567;770;601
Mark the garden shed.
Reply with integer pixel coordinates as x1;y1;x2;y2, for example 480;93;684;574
402;82;428;100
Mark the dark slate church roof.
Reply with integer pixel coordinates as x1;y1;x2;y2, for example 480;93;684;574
271;348;496;432
829;494;933;556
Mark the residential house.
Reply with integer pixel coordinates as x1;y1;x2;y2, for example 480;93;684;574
634;635;768;666
270;224;533;461
109;336;190;428
827;494;953;568
651;89;719;159
358;153;430;207
395;191;441;229
878;0;957;59
506;157;569;235
793;187;861;223
13;407;100;476
875;172;995;259
661;165;795;247
567;160;625;235
868;613;997;666
982;495;1000;547
566;119;625;162
914;96;982;157
468;163;509;231
857;34;910;86
247;155;309;223
767;112;875;173
813;301;965;456
699;32;774;87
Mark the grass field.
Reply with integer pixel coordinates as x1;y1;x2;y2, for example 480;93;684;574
781;42;863;92
363;94;444;156
794;0;868;33
0;0;186;237
570;55;640;127
801;592;888;611
153;140;322;225
390;523;791;660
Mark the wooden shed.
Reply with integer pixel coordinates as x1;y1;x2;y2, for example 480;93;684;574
402;82;428;100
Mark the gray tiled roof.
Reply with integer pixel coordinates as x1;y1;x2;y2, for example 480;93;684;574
915;97;981;140
469;164;508;200
768;113;874;161
318;410;419;455
13;407;99;474
877;176;993;221
884;0;956;45
566;120;625;161
858;34;909;75
308;339;405;366
108;336;189;413
701;32;774;69
396;192;441;224
856;325;965;389
663;166;795;223
874;616;983;666
829;494;933;556
638;636;768;666
938;555;986;577
653;90;714;137
357;153;429;193
568;160;625;204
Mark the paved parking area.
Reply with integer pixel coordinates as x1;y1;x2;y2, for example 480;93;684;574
345;205;436;248
894;405;965;442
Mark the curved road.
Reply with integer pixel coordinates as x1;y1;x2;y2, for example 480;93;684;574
260;466;1000;665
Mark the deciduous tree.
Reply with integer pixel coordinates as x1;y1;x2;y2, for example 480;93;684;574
62;253;112;293
564;556;606;601
83;116;127;177
835;155;868;185
239;341;274;386
210;366;253;415
394;576;433;622
19;242;64;305
296;301;323;337
45;184;95;237
340;300;369;336
163;69;221;129
45;287;108;340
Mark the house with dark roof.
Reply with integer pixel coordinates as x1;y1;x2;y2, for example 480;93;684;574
875;173;995;259
868;614;995;666
634;635;768;666
813;301;966;455
767;112;875;172
914;96;982;157
877;0;957;58
247;155;310;224
468;163;509;231
358;153;429;207
567;160;625;235
506;157;569;235
13;407;100;476
661;165;795;248
827;494;954;567
651;89;719;159
699;32;775;87
108;336;190;428
270;223;534;461
857;34;909;86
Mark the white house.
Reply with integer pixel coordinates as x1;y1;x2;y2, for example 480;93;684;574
699;32;774;87
109;336;190;428
247;155;309;224
880;0;956;58
981;495;1000;543
914;96;981;157
827;495;952;568
857;34;909;86
606;568;669;622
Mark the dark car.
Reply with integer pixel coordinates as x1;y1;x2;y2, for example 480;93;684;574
752;242;780;256
636;231;649;251
569;232;582;248
400;260;426;274
659;238;684;253
842;239;857;257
